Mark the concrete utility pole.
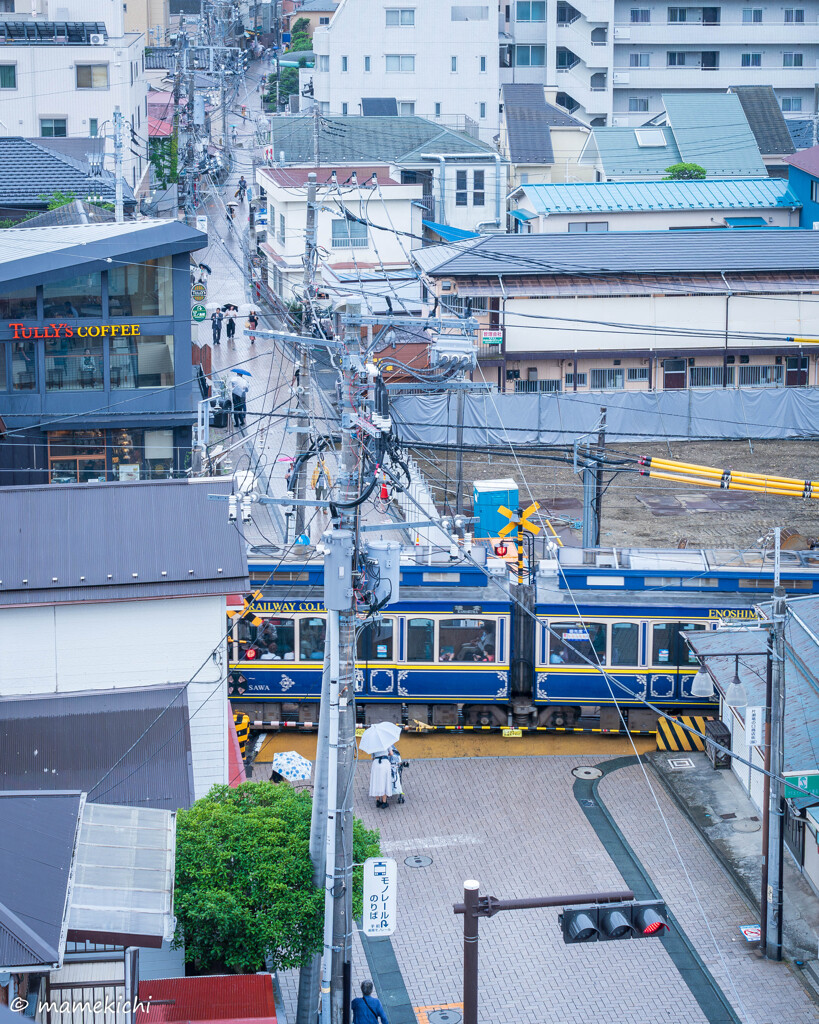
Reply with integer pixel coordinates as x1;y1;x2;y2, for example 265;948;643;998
113;106;124;223
766;532;787;960
294;171;318;540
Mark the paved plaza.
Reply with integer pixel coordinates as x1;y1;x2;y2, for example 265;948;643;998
278;755;819;1024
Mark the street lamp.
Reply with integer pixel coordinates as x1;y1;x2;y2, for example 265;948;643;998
690;667;715;698
723;656;748;708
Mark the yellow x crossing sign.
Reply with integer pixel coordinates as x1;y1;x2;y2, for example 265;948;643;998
497;502;541;538
226;590;264;626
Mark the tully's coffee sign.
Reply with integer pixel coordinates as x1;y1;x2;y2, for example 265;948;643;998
8;322;142;339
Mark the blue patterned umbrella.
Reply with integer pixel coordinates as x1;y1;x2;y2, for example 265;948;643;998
272;751;313;781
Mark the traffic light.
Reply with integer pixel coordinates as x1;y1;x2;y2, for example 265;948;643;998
559;901;669;944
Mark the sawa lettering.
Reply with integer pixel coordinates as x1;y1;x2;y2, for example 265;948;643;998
9;322;141;340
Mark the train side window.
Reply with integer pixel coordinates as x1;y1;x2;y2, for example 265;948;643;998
549;622;607;666
357;619;394;660
651;623;675;666
678;622;707;664
299;617;326;661
610;622;639;666
407;618;435;661
438;618;496;662
241;617;295;661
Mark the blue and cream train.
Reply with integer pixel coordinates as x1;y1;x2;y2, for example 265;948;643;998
228;546;819;732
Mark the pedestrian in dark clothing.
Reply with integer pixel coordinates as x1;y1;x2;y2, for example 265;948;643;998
351;981;388;1024
211;310;223;345
231;380;249;428
225;313;236;342
247;312;258;344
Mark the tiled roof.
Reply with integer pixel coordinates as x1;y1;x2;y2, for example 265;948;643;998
729;86;796;157
787;144;819;177
501;84;555;164
0;137;133;209
787;118;816;151
9;199;114;227
260;165;401;186
515;177;799;215
662;92;767;176
137;974;277;1024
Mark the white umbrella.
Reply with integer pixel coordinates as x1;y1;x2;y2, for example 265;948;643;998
272;751;313;781
205;302;222;312
239;302;261;315
359;721;402;755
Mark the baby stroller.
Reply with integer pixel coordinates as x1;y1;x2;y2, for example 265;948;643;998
389;750;409;804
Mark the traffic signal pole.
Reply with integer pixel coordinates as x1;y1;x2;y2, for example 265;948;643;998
454;883;636;1024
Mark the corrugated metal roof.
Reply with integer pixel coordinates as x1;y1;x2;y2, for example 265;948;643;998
586;127;682;176
501;84;555;165
663;92;767;176
0;792;81;970
414;229;819;278
0;478;249;607
137;974;277;1024
729;86;796;157
0;686;195;811
516;177;798;215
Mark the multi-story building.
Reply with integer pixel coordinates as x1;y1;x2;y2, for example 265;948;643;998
308;0;501;142
0;0;149;191
499;0;819;126
124;0;170;45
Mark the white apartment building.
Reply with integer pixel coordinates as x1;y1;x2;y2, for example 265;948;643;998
499;0;819;125
0;0;149;190
309;0;502;142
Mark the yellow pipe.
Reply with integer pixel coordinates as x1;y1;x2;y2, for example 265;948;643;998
646;456;817;491
544;519;564;547
641;468;819;499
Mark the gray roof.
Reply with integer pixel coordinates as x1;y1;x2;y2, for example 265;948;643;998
0;792;81;970
0;219;207;290
414;229;819;278
662;92;767;176
0;137;134;211
501;85;555;165
292;0;339;10
0;478;248;606
266;115;496;165
729;87;796;157
0;686;195;811
11;198;115;228
31;136;106;164
788;118;816;151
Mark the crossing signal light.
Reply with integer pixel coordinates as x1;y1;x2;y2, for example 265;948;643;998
559;900;669;944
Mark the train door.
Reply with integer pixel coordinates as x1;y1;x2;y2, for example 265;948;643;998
357;618;396;695
649;621;708;698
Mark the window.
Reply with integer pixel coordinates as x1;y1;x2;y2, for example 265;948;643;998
48;430;105;483
45;334;103;391
742;7;762;21
630;7;650;20
783;52;803;66
445;296;488;316
516;0;546;19
108;256;173;317
386;8;415;24
0;286;36;319
40;118;66;137
667;51;686;65
241;617;296;661
357;619;394;660
630;52;650;66
456;169;468;206
342;102;348;115
0;64;15;88
439;619;497;662
785;8;804;22
341;55;348;71
76;64;108;89
299;617;326;661
473;169;485;204
386;54;415;71
565;372;587;386
364;55;371;71
279;213;286;241
434;102;441;115
782;96;802;111
12;342;35;391
399;101;415;115
610;623;640;666
318;55;329;71
568;221;608;232
479;101;486;118
480;55;486;71
811;180;819;203
319;15;330;23
451;56;458;71
741;53;761;66
627;366;649;381
549;622;607;665
42;272;102;319
451;5;489;18
331;218;368;247
651;622;706;668
667;7;687;20
407;618;435;661
590;367;624;389
629;97;649;111
515;44;546;66
109;334;174;389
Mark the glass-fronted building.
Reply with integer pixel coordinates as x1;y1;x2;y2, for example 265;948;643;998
0;220;207;484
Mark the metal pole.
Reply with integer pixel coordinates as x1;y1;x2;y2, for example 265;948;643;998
319;609;341;1024
766;580;787;960
313;104;320;168
113;106;124;223
294;171;317;539
516;508;524;585
463;880;480;1024
594;407;606;547
581;453;596;552
454;388;465;515
760;637;773;954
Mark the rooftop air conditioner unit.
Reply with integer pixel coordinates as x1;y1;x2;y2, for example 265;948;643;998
89;33;105;45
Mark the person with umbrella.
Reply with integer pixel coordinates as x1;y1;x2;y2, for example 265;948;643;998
224;305;237;343
210;308;224;346
360;721;402;809
231;375;249;427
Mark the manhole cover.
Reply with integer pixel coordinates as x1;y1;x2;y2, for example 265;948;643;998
733;820;762;833
404;855;432;868
429;1012;462;1024
572;766;603;779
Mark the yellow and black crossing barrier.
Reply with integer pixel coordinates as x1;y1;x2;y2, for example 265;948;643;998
656;715;711;752
233;712;251;757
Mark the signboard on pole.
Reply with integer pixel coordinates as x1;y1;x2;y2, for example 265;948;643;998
784;770;819;798
196;215;208;233
479;329;502;346
191;303;208;322
362;857;397;936
746;706;764;748
192;282;207;302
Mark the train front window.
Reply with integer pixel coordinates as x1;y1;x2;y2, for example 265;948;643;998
438;618;496;662
407;618;435;661
299;617;326;661
549;622;606;666
610;622;639;666
357;620;394;660
239;617;295;661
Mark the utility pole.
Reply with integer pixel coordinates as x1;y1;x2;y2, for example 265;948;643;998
594;406;606;548
113;106;124;223
766;525;787;961
581;406;606;553
294;171;317;541
313;104;320;168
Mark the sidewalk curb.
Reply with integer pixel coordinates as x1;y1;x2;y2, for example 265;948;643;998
357;922;418;1024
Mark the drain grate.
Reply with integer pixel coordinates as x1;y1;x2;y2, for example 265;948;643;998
428;1012;462;1024
405;855;432;868
572;766;603;780
720;812;737;820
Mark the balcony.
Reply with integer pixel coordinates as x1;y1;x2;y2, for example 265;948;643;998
615;64;815;89
613;20;815;44
514;379;562;393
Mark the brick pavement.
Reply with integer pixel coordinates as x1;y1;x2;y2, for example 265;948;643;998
277;756;819;1024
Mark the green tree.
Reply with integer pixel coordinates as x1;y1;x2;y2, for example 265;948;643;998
663;162;707;180
38;189;77;210
291;16;311;34
173;782;380;974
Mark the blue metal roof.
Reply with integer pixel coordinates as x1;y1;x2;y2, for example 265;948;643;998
515;178;799;215
663;92;767;176
422;220;480;242
584;127;682;177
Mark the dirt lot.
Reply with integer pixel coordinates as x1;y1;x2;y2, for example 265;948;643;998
415;438;819;550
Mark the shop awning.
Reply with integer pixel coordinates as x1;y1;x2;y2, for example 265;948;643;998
422;220;479;242
509;210;536;222
724;217;768;227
